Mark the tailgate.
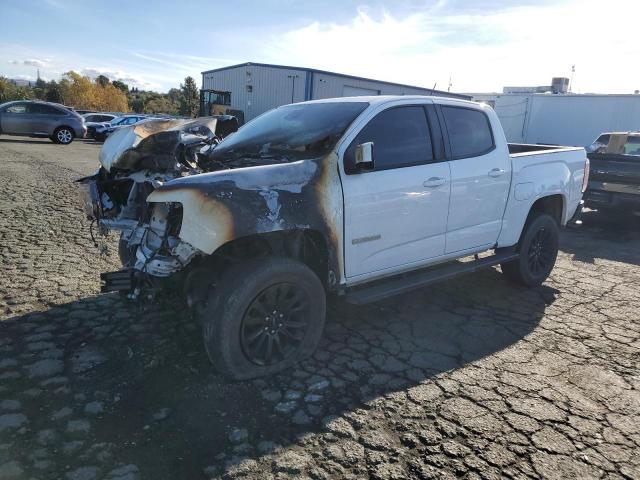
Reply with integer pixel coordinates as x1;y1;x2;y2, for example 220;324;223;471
587;153;640;193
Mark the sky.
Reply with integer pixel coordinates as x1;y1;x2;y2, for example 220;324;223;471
1;0;639;94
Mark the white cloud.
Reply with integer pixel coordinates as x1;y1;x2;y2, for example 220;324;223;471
262;0;640;94
80;67;161;90
8;58;51;68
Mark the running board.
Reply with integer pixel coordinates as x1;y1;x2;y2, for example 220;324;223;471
344;251;519;305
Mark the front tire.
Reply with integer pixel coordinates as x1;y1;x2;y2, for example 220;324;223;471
200;257;326;380
53;127;74;144
501;213;559;287
118;233;136;267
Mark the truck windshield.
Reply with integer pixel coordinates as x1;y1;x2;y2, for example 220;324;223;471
210;102;368;161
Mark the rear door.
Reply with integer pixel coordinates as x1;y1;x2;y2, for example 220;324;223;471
439;103;511;253
340;104;451;279
30;104;65;135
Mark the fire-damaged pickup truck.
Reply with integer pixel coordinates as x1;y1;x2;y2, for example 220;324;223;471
80;97;589;379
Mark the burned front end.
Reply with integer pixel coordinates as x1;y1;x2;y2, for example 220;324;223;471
78;116;238;300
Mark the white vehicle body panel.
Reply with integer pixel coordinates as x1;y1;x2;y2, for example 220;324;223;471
497;147;586;247
341;161;451;277
332;96;587;287
439;101;512;253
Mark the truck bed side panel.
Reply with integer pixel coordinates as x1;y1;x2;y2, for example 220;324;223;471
497;148;586;247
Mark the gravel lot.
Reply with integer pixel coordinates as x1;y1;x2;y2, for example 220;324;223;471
0;135;638;480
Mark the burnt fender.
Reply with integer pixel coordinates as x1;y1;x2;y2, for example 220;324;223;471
146;154;345;286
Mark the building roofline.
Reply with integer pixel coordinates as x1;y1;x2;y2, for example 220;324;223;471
468;92;640;98
201;62;470;100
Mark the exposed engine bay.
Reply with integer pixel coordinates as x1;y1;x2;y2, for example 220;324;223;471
78;116;239;299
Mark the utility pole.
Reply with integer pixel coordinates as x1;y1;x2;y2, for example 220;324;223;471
448;76;452;92
287;74;299;103
569;65;575;93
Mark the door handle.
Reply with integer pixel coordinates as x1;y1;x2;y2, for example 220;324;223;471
488;168;506;178
423;177;446;188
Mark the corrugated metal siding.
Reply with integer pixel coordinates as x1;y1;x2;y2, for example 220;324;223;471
201;67;247;115
203;65;461;122
494;94;640;146
246;65;307;120
311;72;436;99
203;65;308;121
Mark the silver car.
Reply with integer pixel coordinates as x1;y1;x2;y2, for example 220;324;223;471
0;100;86;144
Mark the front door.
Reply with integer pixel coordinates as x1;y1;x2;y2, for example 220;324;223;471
1;102;31;134
341;105;451;279
439;104;512;253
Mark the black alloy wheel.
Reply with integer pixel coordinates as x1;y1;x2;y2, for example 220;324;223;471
200;257;326;380
500;212;559;286
240;283;311;366
527;226;555;275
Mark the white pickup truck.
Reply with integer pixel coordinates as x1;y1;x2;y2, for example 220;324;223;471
81;96;589;379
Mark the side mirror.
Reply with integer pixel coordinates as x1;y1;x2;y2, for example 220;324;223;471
355;142;374;170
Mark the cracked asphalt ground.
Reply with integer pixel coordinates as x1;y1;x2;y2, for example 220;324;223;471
0;135;639;480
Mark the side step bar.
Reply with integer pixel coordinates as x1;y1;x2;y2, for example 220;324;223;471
344;251;519;305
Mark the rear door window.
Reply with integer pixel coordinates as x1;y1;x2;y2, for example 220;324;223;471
39;105;64;115
441;106;494;159
346;106;434;172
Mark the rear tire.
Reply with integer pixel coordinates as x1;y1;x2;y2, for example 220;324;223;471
53;127;74;144
200;257;326;380
501;213;559;287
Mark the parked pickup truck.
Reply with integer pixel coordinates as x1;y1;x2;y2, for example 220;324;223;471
584;132;640;213
79;97;588;379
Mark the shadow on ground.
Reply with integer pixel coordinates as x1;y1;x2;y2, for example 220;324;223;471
0;267;557;479
561;209;640;266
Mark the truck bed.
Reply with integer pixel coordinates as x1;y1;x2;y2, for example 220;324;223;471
508;143;581;156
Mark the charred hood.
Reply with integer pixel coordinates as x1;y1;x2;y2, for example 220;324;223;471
99;116;238;172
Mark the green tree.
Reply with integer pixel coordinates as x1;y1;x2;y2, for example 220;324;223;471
129;95;145;113
33;77;47;100
0;77;13;102
45;80;63;103
145;96;174;114
167;87;182;103
179;76;199;117
96;75;110;87
112;80;129;93
0;78;34;101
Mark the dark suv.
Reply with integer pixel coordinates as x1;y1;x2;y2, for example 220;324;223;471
0;100;86;144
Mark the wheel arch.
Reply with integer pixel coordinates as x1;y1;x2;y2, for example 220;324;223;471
54;124;76;134
497;191;567;248
527;193;565;226
184;228;334;308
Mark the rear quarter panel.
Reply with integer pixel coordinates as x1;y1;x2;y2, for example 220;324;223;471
497;148;586;247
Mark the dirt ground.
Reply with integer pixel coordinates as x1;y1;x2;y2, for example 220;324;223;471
0;135;638;480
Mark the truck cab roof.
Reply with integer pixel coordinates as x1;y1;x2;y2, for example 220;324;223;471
297;95;485;109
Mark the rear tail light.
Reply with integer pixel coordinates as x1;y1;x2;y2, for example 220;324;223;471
582;157;590;193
